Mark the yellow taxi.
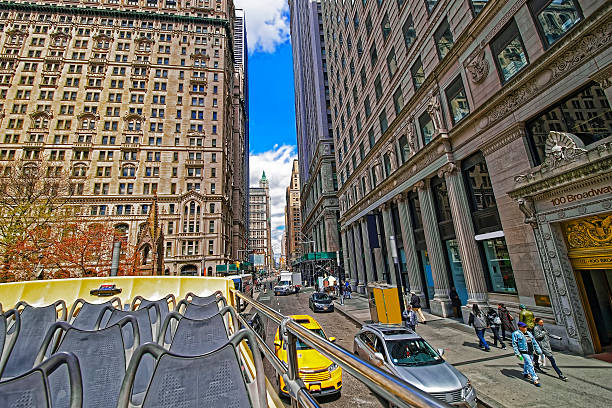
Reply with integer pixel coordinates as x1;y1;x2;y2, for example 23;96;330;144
274;315;342;397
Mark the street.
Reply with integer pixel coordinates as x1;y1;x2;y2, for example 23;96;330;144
257;287;386;408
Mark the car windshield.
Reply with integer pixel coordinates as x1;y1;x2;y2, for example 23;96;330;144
313;293;330;301
284;328;326;350
386;338;442;366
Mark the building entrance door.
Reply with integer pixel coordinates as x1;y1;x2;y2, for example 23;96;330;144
563;214;612;353
575;269;612;352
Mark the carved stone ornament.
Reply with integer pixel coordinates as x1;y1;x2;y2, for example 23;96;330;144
466;50;490;84
517;197;537;227
565;214;612;250
541;131;587;172
406;118;417;155
427;92;444;132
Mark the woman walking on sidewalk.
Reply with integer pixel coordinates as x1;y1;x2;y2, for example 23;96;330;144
498;303;515;340
486;308;506;349
533;318;568;381
512;322;543;387
468;304;491;352
410;292;426;324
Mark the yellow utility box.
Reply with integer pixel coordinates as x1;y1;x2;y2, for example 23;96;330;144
367;282;402;324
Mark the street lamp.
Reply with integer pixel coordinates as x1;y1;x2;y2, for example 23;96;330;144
389;236;405;317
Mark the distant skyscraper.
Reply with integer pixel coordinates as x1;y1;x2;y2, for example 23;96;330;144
285;159;302;264
249;172;273;269
289;0;340;256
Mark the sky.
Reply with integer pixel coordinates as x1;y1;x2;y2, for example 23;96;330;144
235;0;297;260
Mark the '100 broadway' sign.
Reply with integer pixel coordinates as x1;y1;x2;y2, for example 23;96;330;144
550;184;612;206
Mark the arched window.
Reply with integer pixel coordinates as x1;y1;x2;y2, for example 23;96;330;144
72;164;88;177
80;117;96;130
182;200;200;233
121;165;136;177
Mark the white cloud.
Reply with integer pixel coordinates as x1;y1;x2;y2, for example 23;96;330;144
235;0;290;53
249;145;297;260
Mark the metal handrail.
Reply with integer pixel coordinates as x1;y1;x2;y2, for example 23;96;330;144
232;288;452;408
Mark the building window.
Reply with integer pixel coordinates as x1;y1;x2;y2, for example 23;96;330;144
381;12;391;42
425;0;438;12
482;238;517;294
398;134;410;163
445;76;470;124
418;112;434;145
491;20;529;83
368;128;375;148
411;58;425;90
529;0;581;48
402;15;416;51
386;47;398;78
374;75;383;101
379;110;388;134
393;87;404;115
526;82;612;165
470;0;489;16
369;43;378;68
434;19;454;60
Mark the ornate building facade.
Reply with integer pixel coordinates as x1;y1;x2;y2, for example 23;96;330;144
321;0;612;354
285;159;302;264
289;0;341;257
0;0;247;276
249;172;273;269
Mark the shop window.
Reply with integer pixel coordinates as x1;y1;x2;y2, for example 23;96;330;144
491;20;529;83
481;238;517;294
529;0;582;48
445;76;470;124
418;112;434;145
434;19;454;60
526;82;612;165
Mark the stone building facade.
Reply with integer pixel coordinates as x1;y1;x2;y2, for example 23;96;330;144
285;159;302;264
321;0;611;354
0;0;247;277
249;172;273;269
289;0;341;256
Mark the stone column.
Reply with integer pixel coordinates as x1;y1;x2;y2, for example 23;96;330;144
347;223;359;290
352;223;367;292
341;229;352;284
396;193;425;302
360;218;375;290
324;211;340;252
372;212;386;283
441;164;488;312
416;181;452;317
382;204;398;286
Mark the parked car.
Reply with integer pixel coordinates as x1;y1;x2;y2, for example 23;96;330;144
274;315;342;397
274;281;294;296
309;292;334;312
353;324;476;407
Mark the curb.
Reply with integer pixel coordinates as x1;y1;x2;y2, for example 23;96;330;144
475;393;506;408
333;301;364;328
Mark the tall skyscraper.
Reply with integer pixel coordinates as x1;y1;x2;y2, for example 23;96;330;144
249;172;273;270
319;0;612;356
285;159;302;264
0;0;247;277
289;0;340;257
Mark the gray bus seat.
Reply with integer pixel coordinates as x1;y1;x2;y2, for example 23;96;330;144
184;290;227;306
68;298;122;330
0;352;83;408
176;299;225;320
36;317;139;408
158;307;239;355
2;300;66;379
0;309;20;378
117;329;266;408
131;295;174;343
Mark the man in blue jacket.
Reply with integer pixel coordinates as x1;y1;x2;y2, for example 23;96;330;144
512;321;543;387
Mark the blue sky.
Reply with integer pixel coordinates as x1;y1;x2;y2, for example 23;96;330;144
235;0;298;258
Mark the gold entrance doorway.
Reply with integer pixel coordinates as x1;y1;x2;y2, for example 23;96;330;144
563;214;612;353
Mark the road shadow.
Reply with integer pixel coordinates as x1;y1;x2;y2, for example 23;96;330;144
462;340;484;350
500;368;525;380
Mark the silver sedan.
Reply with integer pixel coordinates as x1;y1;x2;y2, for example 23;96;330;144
353;324;476;407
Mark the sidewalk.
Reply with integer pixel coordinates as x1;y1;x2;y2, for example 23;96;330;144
334;294;612;408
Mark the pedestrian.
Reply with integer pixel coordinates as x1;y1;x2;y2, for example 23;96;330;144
533;318;567;381
468;304;491;352
410;292;426;324
339;282;344;305
449;287;462;318
486;308;506;349
402;304;418;331
512;321;543;387
498;303;515;340
345;281;352;299
519;304;535;332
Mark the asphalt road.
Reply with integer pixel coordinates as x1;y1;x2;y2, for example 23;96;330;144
256;287;387;408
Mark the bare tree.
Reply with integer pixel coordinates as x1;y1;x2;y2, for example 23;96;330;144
0;161;75;281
